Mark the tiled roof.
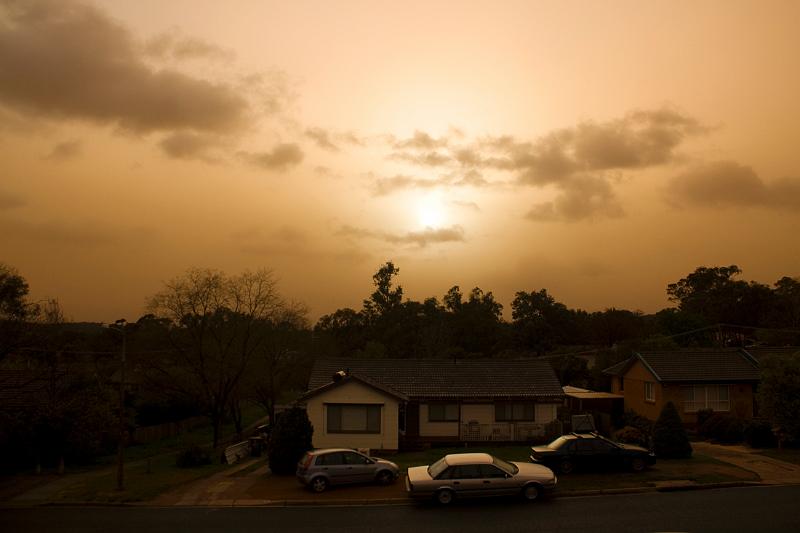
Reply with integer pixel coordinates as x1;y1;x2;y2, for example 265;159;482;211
0;369;50;410
306;358;565;399
601;358;631;377
742;346;800;363
299;373;409;402
634;349;760;383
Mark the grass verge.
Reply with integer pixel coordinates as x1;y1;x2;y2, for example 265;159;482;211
754;448;800;466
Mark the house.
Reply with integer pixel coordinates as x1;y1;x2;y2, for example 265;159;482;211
299;358;566;452
602;349;760;425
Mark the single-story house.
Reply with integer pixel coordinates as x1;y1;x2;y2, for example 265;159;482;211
562;385;624;434
602;349;760;425
299;358;566;452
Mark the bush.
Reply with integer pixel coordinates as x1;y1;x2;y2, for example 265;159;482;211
744;419;777;448
614;426;648;447
696;408;715;429
699;413;745;443
176;445;212;468
653;401;692;458
267;407;313;475
621;409;654;438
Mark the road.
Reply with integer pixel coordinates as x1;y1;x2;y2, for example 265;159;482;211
2;485;799;533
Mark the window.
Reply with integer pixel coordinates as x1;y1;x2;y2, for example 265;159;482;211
316;452;345;466
682;385;731;413
428;403;459;422
327;404;381;433
479;464;507;478
644;382;655;402
342;452;370;465
495;402;535;421
450;465;482;479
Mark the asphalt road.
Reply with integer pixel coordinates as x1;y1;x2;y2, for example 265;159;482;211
2;485;799;533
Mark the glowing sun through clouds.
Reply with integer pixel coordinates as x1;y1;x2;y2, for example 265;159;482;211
416;193;448;228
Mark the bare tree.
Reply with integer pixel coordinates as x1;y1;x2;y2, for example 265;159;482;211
147;268;288;448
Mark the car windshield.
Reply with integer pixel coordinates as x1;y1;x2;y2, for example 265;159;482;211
428;457;449;478
547;436;571;450
492;455;519;475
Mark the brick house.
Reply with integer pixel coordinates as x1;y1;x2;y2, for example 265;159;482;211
602;349;760;425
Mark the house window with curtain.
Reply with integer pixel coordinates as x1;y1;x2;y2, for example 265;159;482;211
326;404;381;433
495;402;535;422
682;385;730;413
428;403;459;422
644;382;655;402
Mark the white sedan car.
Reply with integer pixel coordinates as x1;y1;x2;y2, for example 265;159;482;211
406;452;557;505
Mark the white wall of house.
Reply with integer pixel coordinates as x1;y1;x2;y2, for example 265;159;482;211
305;380;399;451
535;403;558;423
419;403;460;437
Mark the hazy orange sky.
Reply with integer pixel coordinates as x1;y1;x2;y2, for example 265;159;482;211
2;0;799;322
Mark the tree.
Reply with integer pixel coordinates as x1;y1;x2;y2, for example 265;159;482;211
758;354;800;444
0;263;39;360
147;268;292;448
511;289;572;355
251;301;311;428
362;262;403;322
267;406;313;475
653;401;692;458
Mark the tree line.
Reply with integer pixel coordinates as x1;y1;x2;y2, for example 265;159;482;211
1;261;799;471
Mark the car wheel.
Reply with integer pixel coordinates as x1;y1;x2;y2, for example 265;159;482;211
630;458;646;472
559;459;575;474
376;470;394;485
436;489;455;505
521;483;540;502
310;476;328;493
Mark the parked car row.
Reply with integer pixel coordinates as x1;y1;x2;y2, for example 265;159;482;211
296;432;656;505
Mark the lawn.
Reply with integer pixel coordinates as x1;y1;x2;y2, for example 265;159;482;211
387;445;760;493
6;403;268;503
754;448;800;466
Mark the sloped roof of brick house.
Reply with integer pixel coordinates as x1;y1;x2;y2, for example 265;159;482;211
304;357;565;400
602;348;761;383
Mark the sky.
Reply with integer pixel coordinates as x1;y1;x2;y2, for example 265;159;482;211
1;0;799;323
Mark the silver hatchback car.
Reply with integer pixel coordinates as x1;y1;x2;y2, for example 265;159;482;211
296;448;399;492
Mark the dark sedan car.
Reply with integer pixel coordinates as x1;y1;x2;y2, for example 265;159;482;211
530;433;655;474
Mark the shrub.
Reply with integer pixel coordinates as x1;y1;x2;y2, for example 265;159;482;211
614;426;648;447
267;407;313;475
699;413;745;443
744;419;777;448
176;445;212;468
621;409;654;438
653;401;692;458
696;408;715;429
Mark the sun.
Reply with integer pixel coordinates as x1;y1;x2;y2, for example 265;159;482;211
416;194;447;228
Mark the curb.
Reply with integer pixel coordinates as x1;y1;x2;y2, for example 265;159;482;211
3;480;783;509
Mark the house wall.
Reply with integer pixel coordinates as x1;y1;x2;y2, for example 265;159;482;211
620;360;663;420
417;401;559;438
305;380;399;451
662;383;755;424
419;403;460;437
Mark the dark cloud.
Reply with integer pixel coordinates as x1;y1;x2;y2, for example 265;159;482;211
239;143;304;171
371;174;442;196
304;127;365;152
159;132;223;161
144;31;234;62
379;108;702;222
0;190;25;210
392;130;448;150
337;224;465;247
0;215;155;247
305;127;339;151
43;139;81;161
0;0;249;133
668;161;800;210
526;176;624;222
451;200;481;211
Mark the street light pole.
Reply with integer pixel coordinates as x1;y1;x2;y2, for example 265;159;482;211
114;318;127;492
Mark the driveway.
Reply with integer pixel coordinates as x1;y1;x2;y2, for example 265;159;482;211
153;459;407;506
692;442;800;485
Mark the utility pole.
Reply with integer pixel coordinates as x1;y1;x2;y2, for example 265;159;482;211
114;318;127;492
